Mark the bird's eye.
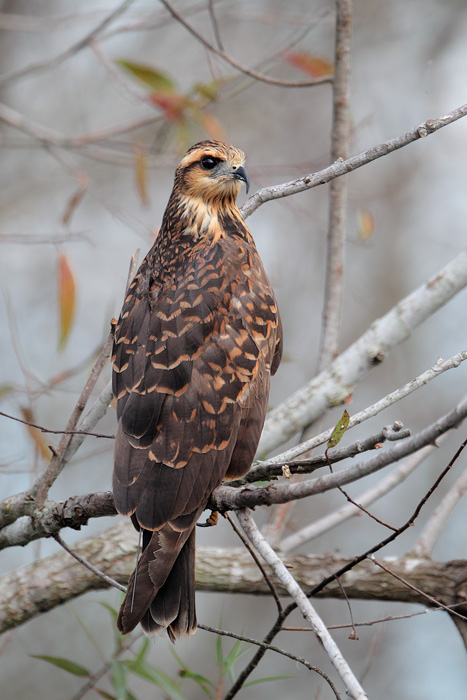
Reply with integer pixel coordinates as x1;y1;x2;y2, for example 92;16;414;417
200;156;219;170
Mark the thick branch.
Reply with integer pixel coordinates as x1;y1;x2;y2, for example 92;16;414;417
212;396;467;511
258;251;467;456
1;525;466;635
318;0;353;370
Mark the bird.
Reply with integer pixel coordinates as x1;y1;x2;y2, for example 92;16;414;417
112;140;282;640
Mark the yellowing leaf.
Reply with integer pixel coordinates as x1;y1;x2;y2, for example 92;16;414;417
327;410;350;450
192;108;225;140
149;92;187;121
21;407;51;461
115;60;175;93
134;146;150;207
58;253;76;350
284;52;334;78
357;209;375;241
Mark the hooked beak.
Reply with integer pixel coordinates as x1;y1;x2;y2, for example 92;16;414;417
232;165;250;194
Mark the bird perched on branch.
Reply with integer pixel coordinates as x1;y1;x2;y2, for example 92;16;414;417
112;140;282;640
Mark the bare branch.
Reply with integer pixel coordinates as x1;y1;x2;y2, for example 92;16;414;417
241;103;467;218
211;395;467;511
35;336;113;506
159;0;332;88
0;0;137;89
2;524;467;637
0;492;115;550
280;444;436;551
259;251;467;456
198;623;340;699
318;0;353;370
236;509;368;699
242;421;409;484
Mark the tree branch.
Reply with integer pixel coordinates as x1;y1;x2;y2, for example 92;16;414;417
2;525;467;635
236;508;368;699
318;0;353;370
241;103;467;218
159;0;332;89
258;252;467;456
212;395;467;511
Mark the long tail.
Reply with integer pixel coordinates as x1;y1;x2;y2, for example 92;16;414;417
117;522;197;641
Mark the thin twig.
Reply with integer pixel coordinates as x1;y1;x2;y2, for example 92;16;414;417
211;395;467;512
369;556;467;623
53;533;125;592
280;443;437;551
413;465;467;558
0;0;137;88
307;436;467;599
241;103;467;218
0;411;114;439
240;422;408;484
159;0;332;88
198;623;340;699
34;333;113;506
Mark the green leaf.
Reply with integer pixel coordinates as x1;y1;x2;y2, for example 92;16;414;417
244;674;296;687
116;60;176;93
0;383;14;398
327;409;350;449
110;660;128;700
170;648;214;696
222;640;248;683
215;635;223;668
124;660;184;700
134;637;150;666
31;655;90;677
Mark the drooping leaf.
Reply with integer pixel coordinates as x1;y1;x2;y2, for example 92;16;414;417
58;252;76;350
0;383;14;399
124;660;184;700
191;108;225;140
20;406;51;460
284;52;334;78
357;209;375;241
62;186;86;226
134;146;150;207
171;648;214;697
149;92;187;121
327;410;350;450
31;655;90;677
116;60;176;93
110;660;127;699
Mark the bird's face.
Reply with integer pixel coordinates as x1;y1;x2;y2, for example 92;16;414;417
175;140;250;204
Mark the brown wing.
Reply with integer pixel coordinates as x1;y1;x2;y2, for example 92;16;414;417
112;235;280;636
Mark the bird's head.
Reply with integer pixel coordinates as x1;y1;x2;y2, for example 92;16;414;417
174;140;250;205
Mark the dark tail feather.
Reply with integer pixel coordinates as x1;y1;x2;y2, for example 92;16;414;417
117;522;197;640
145;526;197;641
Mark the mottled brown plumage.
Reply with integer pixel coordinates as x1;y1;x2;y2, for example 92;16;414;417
112;140;282;640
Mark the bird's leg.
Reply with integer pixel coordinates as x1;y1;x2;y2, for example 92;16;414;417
197;510;219;527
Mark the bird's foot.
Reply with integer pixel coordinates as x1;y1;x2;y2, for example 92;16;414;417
198;510;219;528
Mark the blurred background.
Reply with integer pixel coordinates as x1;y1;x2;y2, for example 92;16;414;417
0;0;467;697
